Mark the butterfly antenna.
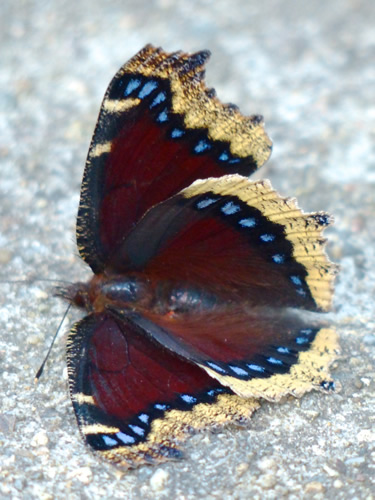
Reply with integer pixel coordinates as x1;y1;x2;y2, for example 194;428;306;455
0;278;71;285
35;303;72;382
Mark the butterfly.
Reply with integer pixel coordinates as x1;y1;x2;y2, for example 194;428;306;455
60;44;338;468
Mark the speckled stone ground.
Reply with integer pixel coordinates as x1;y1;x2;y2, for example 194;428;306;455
0;1;374;498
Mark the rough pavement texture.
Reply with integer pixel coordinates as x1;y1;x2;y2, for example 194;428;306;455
0;0;374;498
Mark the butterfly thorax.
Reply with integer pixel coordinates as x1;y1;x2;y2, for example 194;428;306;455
61;273;152;313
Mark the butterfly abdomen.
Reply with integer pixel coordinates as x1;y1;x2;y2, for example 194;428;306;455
66;272;221;319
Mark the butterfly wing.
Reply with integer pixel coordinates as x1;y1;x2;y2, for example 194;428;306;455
66;313;259;468
104;174;338;402
110;175;337;312
129;308;338;401
77;45;272;273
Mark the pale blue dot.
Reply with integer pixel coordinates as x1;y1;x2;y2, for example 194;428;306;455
194;139;211;153
138;413;149;424
181;394;197;404
138;80;158;98
154;403;167;410
316;214;329;225
272;253;284;264
300;329;313;335
260;233;275;242
196;197;218;209
221;201;241;215
247;363;265;373
219;151;229;161
171;128;184;138
125;78;141;96
267;357;283;366
290;275;302;286
296;288;307;296
103;435;117;447
277;346;290;354
207;389;216;397
157;109;168;122
207;361;227;373
296;337;309;345
229;158;241;164
116;432;136;444
129;425;145;436
239;217;256;228
229;365;248;376
150;91;167;108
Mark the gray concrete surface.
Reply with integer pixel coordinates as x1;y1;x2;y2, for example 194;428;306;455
0;0;374;498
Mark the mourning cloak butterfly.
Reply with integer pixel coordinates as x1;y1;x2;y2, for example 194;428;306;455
60;44;338;468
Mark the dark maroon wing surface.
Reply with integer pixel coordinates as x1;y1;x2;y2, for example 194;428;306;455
109;175;337;312
130;307;338;401
66;313;259;468
76;45;272;273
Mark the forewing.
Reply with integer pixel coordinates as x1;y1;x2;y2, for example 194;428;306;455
66;313;259;468
77;45;272;273
111;175;337;312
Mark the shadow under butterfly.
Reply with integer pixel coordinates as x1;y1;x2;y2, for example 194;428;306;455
56;44;339;468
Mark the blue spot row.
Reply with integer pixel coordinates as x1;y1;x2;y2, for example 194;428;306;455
196;197;244;217
124;77;160;101
98;382;235;450
121;78;172;121
100;408;153;448
123;77;251;170
206;356;290;379
195;198;290;269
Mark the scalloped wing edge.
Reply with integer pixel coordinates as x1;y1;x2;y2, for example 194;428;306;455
108;44;272;166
